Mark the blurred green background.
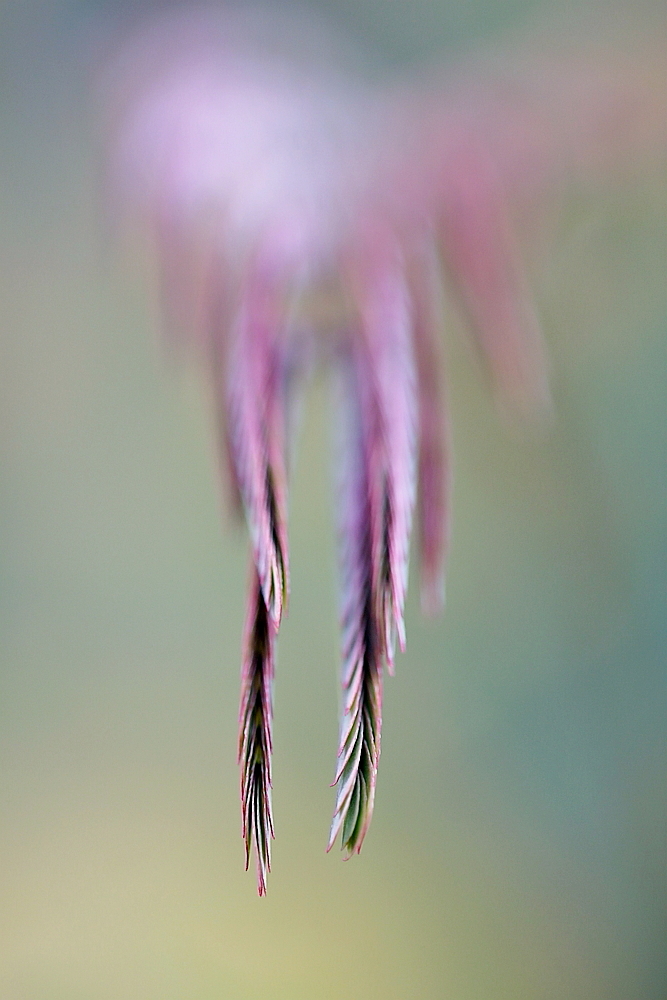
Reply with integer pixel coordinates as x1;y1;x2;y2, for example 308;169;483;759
1;1;665;998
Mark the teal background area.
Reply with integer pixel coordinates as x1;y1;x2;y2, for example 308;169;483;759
1;2;665;997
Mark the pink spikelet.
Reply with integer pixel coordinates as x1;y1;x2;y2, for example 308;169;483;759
328;346;383;856
225;262;291;893
100;6;667;892
351;235;418;671
327;239;420;854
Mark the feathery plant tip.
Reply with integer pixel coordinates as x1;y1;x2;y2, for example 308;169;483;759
239;573;276;896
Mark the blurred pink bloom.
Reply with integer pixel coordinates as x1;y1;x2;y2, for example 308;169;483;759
100;7;667;894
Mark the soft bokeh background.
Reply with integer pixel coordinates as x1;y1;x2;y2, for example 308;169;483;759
1;1;665;998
